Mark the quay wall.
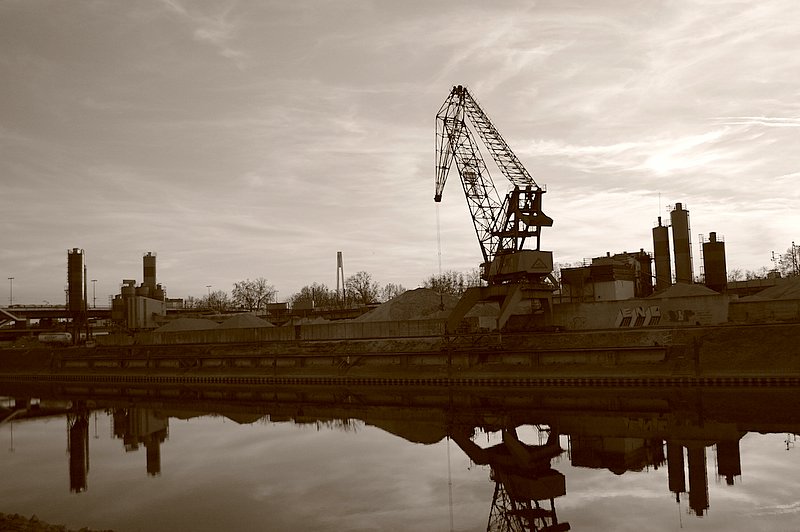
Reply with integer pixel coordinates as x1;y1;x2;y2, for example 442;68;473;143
729;300;800;324
100;319;448;346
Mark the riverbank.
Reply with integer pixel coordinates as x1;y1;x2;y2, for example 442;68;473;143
1;322;798;383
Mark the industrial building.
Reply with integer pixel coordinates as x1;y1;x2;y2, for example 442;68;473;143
111;252;167;330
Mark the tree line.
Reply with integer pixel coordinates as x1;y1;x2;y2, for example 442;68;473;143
727;243;800;282
183;269;483;313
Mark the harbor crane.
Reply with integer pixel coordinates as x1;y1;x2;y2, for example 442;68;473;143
435;85;556;331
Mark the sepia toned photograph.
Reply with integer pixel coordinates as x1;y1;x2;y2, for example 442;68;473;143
2;1;799;530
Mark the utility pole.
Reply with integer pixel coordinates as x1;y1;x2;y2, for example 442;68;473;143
7;277;13;307
91;279;97;308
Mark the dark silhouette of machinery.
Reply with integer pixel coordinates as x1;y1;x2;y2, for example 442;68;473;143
452;426;570;532
435;85;556;332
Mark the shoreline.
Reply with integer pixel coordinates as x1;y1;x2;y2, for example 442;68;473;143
2;322;799;383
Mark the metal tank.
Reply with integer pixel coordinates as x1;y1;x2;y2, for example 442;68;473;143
671;203;693;284
702;232;727;293
652;217;672;291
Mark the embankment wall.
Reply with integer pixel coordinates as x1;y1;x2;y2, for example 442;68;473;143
99;319;448;346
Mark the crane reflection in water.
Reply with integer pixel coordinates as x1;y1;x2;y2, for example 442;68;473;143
3;383;800;529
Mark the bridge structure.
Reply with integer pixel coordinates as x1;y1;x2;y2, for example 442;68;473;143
0;306;112;342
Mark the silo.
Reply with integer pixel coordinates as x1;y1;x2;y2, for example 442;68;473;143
652;217;672;291
143;252;157;289
702;232;727;293
67;248;85;313
671;203;693;284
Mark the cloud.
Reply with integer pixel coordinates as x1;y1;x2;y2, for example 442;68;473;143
159;0;246;68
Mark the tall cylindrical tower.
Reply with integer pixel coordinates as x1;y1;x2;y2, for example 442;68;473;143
143;252;157;289
652;217;672;291
702;232;727;293
671;203;693;284
67;248;85;313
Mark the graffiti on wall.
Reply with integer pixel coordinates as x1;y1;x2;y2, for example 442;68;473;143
615;306;661;328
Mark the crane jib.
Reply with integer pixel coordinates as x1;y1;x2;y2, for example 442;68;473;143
434;85;553;284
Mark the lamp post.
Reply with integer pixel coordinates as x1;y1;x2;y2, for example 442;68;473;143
91;279;97;308
7;277;13;307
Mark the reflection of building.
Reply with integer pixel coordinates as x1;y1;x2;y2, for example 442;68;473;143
112;408;169;476
570;436;665;475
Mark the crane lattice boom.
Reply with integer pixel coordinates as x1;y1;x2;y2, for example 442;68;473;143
435;85;553;282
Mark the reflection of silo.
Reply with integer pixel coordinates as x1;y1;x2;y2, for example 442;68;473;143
68;414;90;493
146;438;161;476
666;441;686;500
687;446;709;517
652;217;672;291
671;203;693;284
716;439;741;486
143;252;157;289
67;248;85;313
703;232;727;293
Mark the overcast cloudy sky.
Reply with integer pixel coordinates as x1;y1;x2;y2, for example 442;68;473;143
2;0;798;306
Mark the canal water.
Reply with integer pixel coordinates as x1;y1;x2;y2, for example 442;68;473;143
2;384;800;531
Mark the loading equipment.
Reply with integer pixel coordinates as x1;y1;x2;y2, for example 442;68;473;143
435;85;556;332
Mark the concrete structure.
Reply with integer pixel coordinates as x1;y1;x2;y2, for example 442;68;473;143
671;203;693;284
111;252;167;330
560;251;652;303
67;248;85;313
652;217;672;291
702;232;727;293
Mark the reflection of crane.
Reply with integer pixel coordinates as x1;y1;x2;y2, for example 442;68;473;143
452;426;570;532
435;85;556;332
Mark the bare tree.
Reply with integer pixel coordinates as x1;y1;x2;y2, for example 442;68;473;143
183;295;203;309
290;282;337;309
232;277;276;311
204;290;230;312
727;268;744;282
345;271;380;306
422;269;481;296
778;244;800;277
380;282;406;302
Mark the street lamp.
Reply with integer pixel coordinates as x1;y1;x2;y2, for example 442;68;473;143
91;279;97;308
7;277;13;307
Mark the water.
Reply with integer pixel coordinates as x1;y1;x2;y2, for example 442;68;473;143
2;383;800;531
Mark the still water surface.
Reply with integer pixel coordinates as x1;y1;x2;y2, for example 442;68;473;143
2;384;800;531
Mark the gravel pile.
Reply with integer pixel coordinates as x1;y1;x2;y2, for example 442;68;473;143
155;318;219;332
648;283;719;298
743;276;800;301
355;288;460;322
218;313;274;328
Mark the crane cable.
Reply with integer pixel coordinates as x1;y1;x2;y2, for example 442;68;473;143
436;203;445;311
436;203;443;276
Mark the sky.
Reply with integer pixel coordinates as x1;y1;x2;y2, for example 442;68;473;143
1;0;799;306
